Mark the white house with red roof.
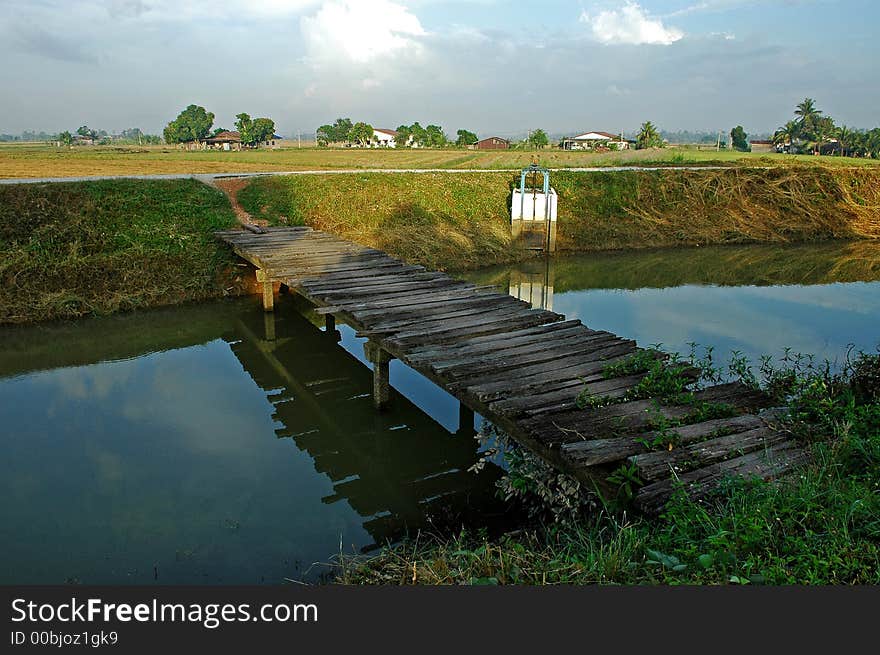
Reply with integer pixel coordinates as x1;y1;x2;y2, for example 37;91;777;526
562;131;629;151
370;128;399;148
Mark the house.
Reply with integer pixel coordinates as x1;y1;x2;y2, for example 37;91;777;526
204;130;242;151
475;137;510;150
749;140;775;154
561;131;629;151
370;128;399;148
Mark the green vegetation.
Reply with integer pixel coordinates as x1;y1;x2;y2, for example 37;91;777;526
340;349;880;585
0;179;240;324
235;113;276;147
636;121;664;149
775;97;880;157
237;172;523;271
527;129;549;149
730;125;749;152
163;104;216;145
237;167;880;271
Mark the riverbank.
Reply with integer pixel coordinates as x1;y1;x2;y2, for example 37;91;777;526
0;179;240;324
2;166;879;325
238;167;880;270
339;349;880;585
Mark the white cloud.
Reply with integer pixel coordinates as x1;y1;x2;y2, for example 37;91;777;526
300;0;426;64
581;2;684;46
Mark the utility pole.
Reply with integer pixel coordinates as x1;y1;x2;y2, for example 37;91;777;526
298;130;301;148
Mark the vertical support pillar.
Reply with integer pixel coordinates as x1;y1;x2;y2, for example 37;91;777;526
457;402;475;438
325;314;336;333
256;269;274;312
364;340;394;410
263;312;276;342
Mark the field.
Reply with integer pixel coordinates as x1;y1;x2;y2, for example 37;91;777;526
2;142;880;179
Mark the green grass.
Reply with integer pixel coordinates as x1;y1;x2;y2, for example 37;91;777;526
0;179;240;324
339;351;880;585
237;167;880;271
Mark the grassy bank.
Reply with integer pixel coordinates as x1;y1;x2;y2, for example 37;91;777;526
0;179;240;324
238;167;880;270
341;350;880;585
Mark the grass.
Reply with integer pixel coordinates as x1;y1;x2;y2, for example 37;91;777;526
237;167;880;271
3;142;880;179
0;179;241;324
339;350;880;585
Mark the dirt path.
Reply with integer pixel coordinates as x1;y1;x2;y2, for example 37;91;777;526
212;177;268;228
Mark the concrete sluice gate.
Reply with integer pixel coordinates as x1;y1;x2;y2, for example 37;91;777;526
510;164;558;252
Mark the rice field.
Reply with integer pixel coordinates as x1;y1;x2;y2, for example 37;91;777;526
1;142;878;179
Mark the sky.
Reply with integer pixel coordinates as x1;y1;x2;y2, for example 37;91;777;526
1;0;878;138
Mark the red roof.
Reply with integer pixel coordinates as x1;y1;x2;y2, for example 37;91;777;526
206;130;241;141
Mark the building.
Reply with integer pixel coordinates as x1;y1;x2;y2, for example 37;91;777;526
204;130;242;151
475;137;510;150
561;131;629;151
749;140;775;154
370;128;399;148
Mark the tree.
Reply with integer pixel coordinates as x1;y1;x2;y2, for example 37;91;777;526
57;131;73;146
395;124;412;148
528;129;549;149
730;125;750;152
164;104;214;144
349;122;374;146
636;121;664;149
836;125;856;157
76;125;94;138
425;124;447;147
235;113;254;145
252;118;276;144
455;129;478;147
773;120;799;152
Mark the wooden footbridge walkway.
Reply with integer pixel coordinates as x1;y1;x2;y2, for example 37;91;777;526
217;226;807;513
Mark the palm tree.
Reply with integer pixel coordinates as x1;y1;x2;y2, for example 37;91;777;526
637;121;662;149
773;120;799;153
836;125;855;157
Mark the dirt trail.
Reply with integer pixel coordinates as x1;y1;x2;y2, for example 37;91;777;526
212;177;268;228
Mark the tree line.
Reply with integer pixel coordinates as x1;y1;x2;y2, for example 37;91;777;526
774;98;880;158
163;104;276;147
316;118;487;148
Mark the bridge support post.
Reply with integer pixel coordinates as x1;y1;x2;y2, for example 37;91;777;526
325;314;336;333
256;269;274;312
263;312;276;342
457;403;475;438
364;340;393;410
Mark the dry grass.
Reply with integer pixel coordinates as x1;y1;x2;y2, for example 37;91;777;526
3;143;880;179
237;168;880;271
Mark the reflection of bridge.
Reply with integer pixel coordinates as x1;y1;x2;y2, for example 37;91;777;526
219;227;809;514
225;306;506;548
0;300;507;551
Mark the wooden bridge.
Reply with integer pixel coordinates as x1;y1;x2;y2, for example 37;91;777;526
217;226;807;513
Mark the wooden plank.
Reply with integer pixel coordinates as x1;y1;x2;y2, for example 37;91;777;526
633;444;809;515
404;320;586;362
309;278;464;299
442;333;623;378
389;311;563;349
358;301;536;336
561;414;772;468
629;426;787;483
462;342;640;403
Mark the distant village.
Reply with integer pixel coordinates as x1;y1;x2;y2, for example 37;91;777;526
4;98;878;159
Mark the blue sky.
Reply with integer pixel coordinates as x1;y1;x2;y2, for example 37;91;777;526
1;0;878;138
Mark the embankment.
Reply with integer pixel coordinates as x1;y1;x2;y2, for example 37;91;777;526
239;167;880;270
0;179;241;324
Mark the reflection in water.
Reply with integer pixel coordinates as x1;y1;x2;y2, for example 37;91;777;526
0;298;508;585
465;241;880;367
508;257;554;311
